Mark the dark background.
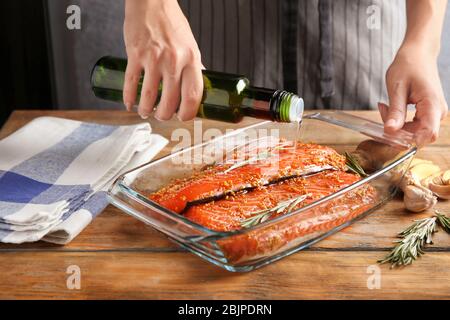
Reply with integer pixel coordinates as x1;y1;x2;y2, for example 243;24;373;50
0;0;54;127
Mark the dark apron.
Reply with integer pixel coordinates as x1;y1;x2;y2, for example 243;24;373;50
179;0;406;110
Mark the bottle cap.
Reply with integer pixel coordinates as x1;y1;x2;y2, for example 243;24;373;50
288;95;304;122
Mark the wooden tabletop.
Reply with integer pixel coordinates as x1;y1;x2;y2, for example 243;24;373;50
1;110;450;299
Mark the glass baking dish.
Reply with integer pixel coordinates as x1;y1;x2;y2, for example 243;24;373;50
108;111;416;272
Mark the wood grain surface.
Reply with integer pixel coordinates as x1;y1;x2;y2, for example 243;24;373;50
1;110;450;299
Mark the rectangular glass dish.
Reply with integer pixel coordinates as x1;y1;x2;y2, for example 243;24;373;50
108;111;416;272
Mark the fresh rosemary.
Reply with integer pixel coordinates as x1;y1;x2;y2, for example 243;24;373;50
435;211;450;233
379;211;450;268
378;216;437;268
241;194;310;228
345;152;368;177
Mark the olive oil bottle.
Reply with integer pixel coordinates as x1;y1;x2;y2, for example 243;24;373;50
91;56;303;123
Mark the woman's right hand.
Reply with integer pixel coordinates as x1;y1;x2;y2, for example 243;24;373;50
123;0;203;121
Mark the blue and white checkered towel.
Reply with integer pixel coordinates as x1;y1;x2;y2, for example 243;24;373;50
0;117;168;244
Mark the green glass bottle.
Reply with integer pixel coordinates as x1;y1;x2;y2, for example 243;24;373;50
91;56;304;123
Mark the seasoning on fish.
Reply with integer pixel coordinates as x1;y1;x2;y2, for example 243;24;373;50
184;171;369;231
218;181;376;263
205;171;377;263
149;142;347;213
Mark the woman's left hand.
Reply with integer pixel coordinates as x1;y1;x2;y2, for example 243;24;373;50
379;45;448;147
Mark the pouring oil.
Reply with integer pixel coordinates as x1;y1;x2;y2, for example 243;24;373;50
91;56;304;124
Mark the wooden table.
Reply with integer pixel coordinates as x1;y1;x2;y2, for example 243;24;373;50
1;110;450;299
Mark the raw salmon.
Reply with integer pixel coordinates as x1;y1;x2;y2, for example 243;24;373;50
149;143;347;213
218;184;376;263
184;171;364;232
206;171;378;263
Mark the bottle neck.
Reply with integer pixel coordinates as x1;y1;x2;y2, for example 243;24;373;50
241;86;304;123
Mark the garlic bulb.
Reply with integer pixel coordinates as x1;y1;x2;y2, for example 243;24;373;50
403;185;438;213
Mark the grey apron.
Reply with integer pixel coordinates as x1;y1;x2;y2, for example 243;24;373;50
179;0;407;110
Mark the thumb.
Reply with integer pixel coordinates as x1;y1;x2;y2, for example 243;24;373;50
385;82;408;132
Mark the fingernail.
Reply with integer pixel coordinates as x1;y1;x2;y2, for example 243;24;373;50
176;112;185;121
138;109;150;119
124;102;132;111
153;113;164;122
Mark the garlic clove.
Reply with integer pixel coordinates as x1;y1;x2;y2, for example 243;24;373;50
403;185;438;212
397;171;414;190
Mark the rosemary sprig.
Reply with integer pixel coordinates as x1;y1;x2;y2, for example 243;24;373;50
378;217;438;268
435;211;450;233
223;144;292;174
241;194;309;228
378;211;450;268
345;152;368;177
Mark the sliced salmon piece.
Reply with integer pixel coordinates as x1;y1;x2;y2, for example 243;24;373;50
182;171;377;263
184;171;363;231
218;190;376;263
149;143;347;213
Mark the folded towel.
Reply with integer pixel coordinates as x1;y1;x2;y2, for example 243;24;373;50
0;116;168;244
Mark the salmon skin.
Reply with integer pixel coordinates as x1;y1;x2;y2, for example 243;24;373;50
149;143;347;213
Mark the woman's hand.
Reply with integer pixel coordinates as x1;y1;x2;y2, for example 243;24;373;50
379;46;448;147
379;0;448;147
123;0;203;121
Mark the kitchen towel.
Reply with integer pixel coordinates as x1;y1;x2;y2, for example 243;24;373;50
0;117;168;244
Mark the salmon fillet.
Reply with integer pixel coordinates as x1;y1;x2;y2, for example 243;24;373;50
218;183;376;263
199;171;378;263
149;143;347;213
184;171;364;232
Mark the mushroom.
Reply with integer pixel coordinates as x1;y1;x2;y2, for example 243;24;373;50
350;140;404;172
350;140;441;213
